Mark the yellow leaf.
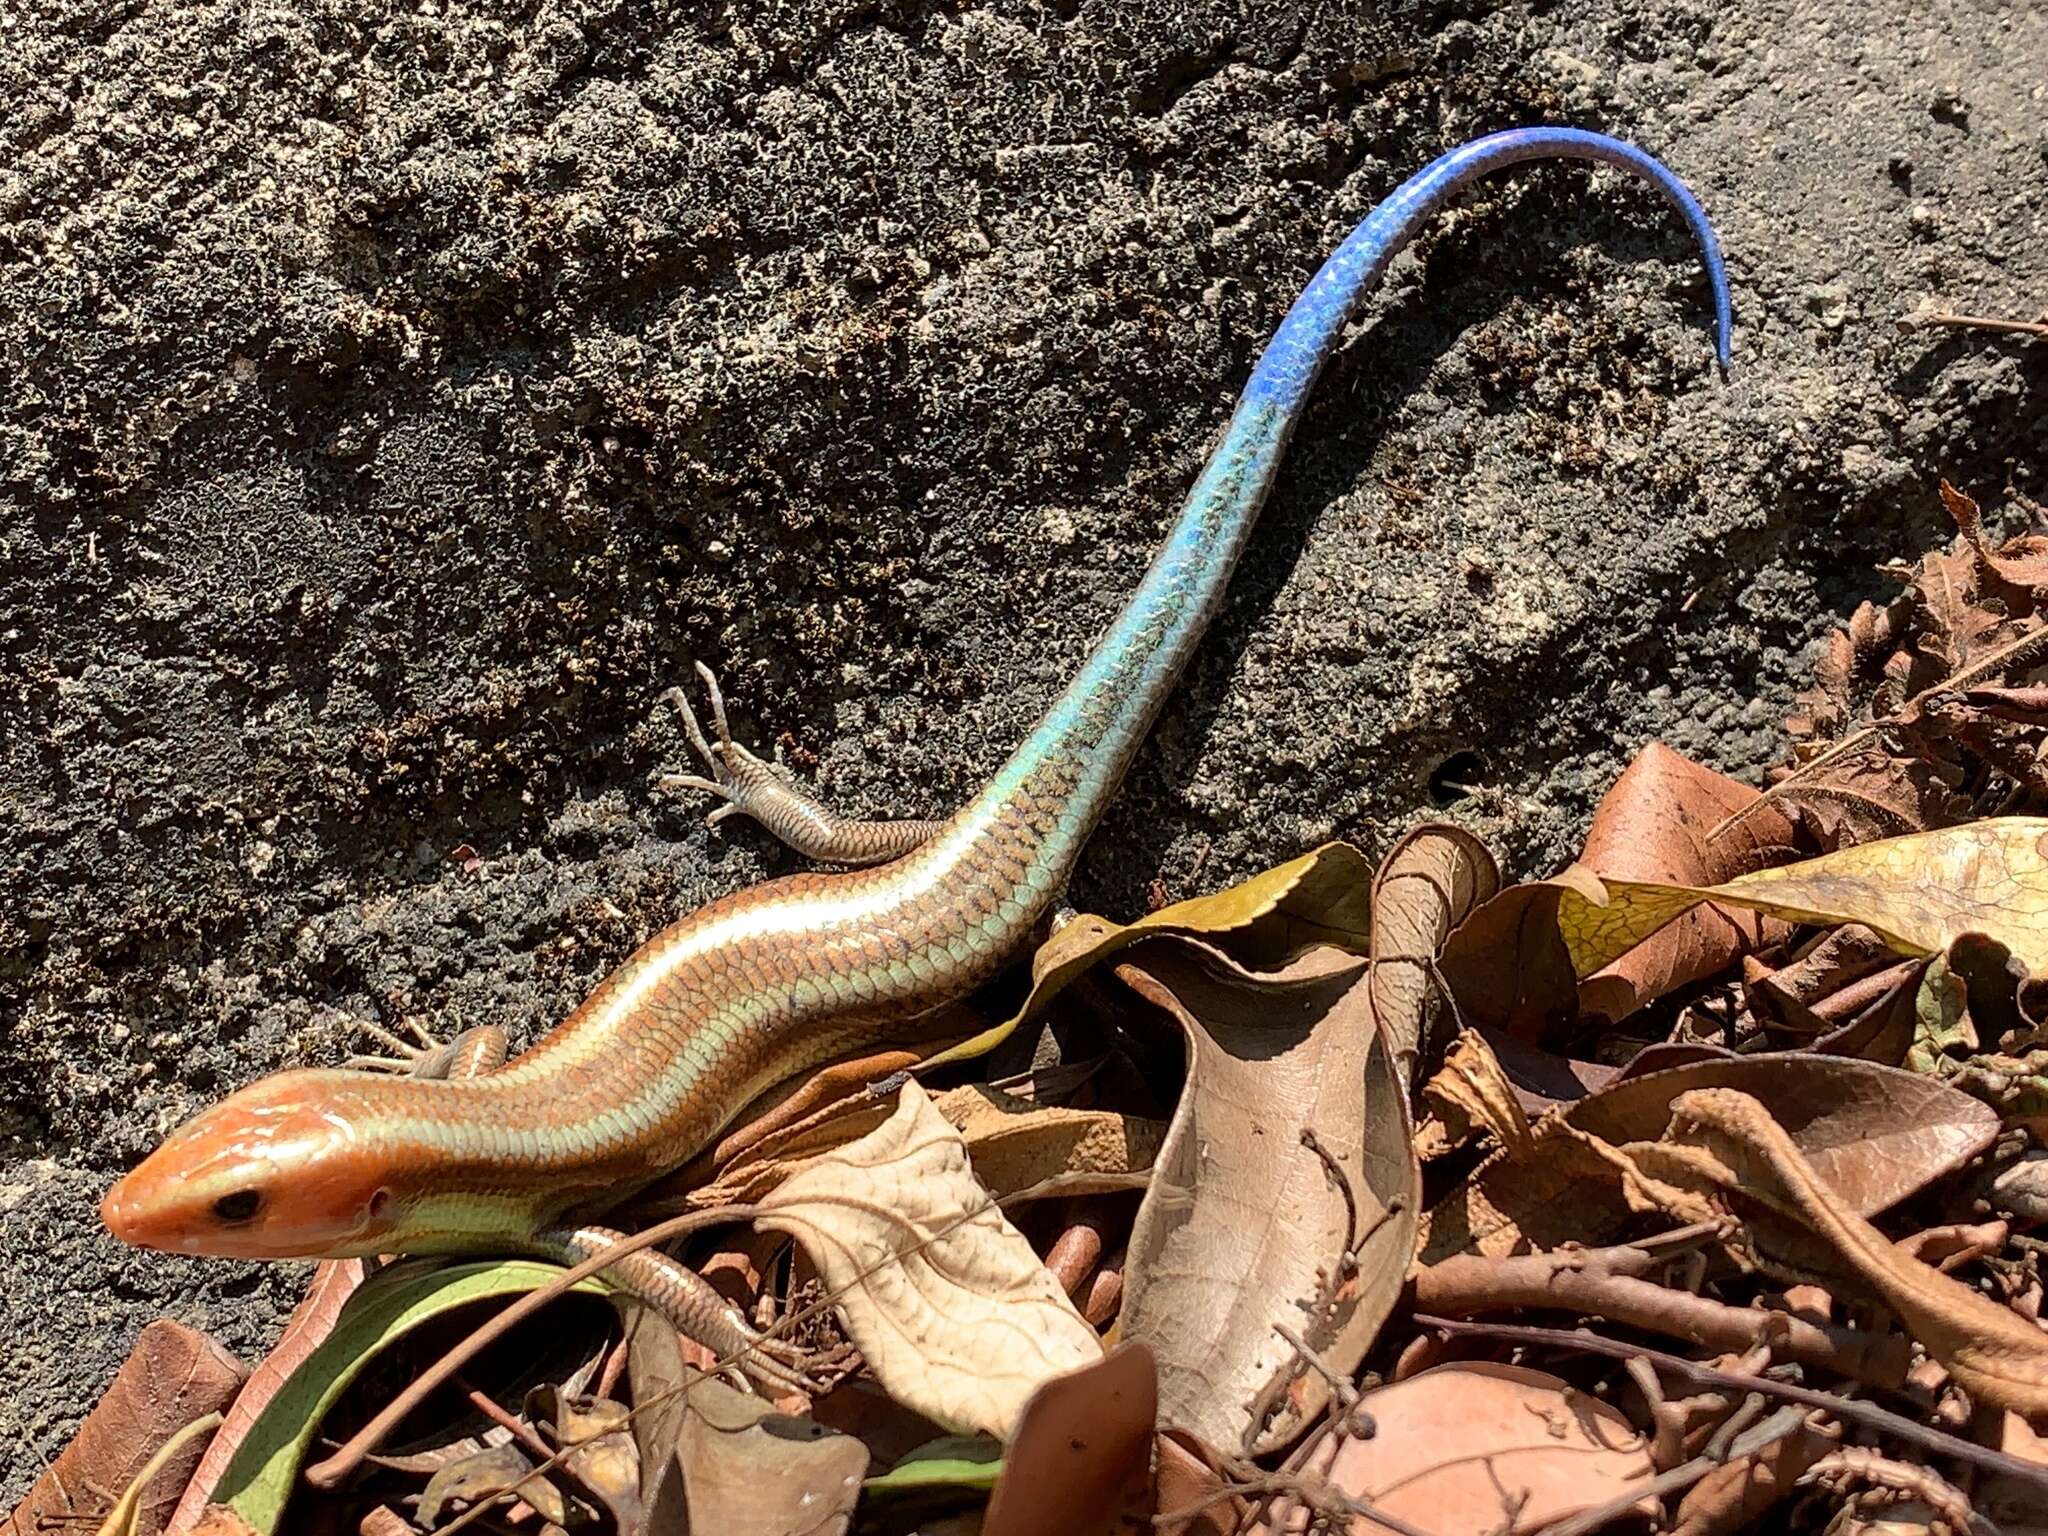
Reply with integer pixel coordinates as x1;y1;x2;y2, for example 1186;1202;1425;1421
920;841;1376;1068
1551;818;2048;977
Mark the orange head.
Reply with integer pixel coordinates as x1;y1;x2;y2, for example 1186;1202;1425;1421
101;1070;408;1259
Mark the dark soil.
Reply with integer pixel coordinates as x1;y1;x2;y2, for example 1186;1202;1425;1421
3;0;2042;1500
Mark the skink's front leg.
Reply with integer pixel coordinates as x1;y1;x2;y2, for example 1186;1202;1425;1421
659;662;946;866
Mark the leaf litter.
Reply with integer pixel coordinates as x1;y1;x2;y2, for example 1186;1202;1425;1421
52;484;2048;1535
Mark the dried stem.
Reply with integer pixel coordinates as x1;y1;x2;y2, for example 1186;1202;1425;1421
1413;1245;1910;1388
1898;309;2048;340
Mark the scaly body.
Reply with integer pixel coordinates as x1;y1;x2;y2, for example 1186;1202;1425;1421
103;127;1732;1354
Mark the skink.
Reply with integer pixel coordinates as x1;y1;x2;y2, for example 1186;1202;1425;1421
102;128;1733;1379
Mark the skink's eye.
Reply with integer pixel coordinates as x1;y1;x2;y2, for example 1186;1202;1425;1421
212;1189;262;1224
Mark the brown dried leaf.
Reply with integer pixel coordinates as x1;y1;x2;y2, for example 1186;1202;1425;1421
418;1443;570;1530
756;1081;1101;1439
1669;1417;1841;1536
1440;747;1796;1037
1774;760;1973;850
1152;1431;1244;1536
982;1344;1157;1536
1114;939;1418;1454
1252;1363;1654;1536
666;1371;867;1536
5;1320;246;1536
183;1510;257;1536
1771;486;2048;850
1423;1053;1998;1262
1743;924;1901;1031
1947;479;2048;592
1574;744;1800;1022
1366;822;1500;1086
1664;1087;2048;1421
1421;1030;1538;1158
692;1082;1162;1208
526;1389;642;1535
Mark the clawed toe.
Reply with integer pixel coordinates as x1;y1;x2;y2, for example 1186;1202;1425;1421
343;1017;445;1076
658;664;781;835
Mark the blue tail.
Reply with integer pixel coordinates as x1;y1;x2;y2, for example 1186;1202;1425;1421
1246;126;1733;414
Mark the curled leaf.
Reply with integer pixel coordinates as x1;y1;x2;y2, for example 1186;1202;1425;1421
1573;744;1799;1021
1440;746;1795;1035
1662;1087;2048;1420
756;1082;1101;1439
1425;1053;1998;1262
6;1320;245;1536
1115;938;1419;1454
1366;823;1500;1085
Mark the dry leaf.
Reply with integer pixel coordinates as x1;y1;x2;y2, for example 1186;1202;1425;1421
1540;819;2048;982
1669;1416;1841;1536
1253;1363;1653;1536
691;1082;1161;1209
667;1370;867;1535
1575;744;1800;1020
6;1320;246;1536
1440;747;1796;1037
1153;1430;1245;1536
1424;1054;1998;1262
183;1510;257;1536
418;1443;571;1530
1365;823;1500;1086
921;841;1377;1068
756;1081;1101;1439
982;1344;1157;1536
526;1389;643;1535
1661;1087;2048;1422
1114;939;1419;1454
1422;1030;1538;1158
1770;485;2048;849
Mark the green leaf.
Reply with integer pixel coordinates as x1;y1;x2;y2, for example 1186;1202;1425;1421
862;1435;1005;1493
219;1260;607;1532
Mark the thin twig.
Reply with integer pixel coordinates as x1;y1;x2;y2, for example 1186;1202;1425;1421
1414;1314;2048;1494
1534;1405;1813;1536
1412;1245;1909;1388
1898;309;2048;340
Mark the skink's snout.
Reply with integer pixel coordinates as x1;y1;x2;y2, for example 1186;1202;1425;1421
101;1069;402;1260
99;1176;149;1247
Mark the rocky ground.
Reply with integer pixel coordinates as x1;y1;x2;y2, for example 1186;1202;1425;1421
2;0;2042;1501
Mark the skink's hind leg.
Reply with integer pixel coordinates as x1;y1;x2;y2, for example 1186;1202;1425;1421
344;1022;509;1080
536;1224;818;1397
657;661;945;866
